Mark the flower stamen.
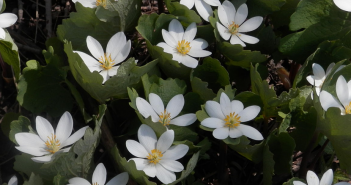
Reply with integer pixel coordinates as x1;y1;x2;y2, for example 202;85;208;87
45;134;61;154
147;149;163;164
159;110;171;126
176;40;191;55
95;0;107;8
228;21;240;35
345;102;351;114
98;53;115;70
224;112;241;128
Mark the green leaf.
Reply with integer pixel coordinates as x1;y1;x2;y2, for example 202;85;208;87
164;0;202;24
1;112;21;137
0;32;20;80
271;0;300;28
263;143;275;185
23;173;43;185
149;77;187;105
53;174;67;185
168;152;200;185
247;0;286;17
9;116;31;144
228;136;264;163
170;125;198;143
191;77;216;101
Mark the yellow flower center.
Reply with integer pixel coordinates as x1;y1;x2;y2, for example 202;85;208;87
159;110;171;126
98;53;115;70
147;149;163;164
92;183;99;185
228;21;240;35
96;0;107;8
224;112;241;128
45;134;61;154
345;102;351;114
176;40;191;55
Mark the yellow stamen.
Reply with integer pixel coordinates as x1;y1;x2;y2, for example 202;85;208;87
92;183;99;185
147;149;163;164
45;134;61;154
345;102;351;114
159;109;171;126
224;112;241;128
98;53;115;70
96;0;107;8
176;40;191;55
228;21;240;35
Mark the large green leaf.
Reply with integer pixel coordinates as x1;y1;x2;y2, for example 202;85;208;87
168;152;200;185
0;32;20;80
247;0;286;17
164;0;201;24
23;173;44;185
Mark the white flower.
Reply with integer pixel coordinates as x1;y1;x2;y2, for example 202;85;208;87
68;163;129;185
15;112;88;163
8;176;17;185
0;0;18;39
201;92;263;140
333;0;351;12
72;0;117;8
307;63;334;97
136;93;197;127
320;75;351;115
74;32;131;83
216;1;263;47
126;124;189;184
156;19;211;68
293;169;349;185
180;0;221;22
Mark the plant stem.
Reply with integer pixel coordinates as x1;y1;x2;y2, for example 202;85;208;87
299;131;319;179
218;140;228;184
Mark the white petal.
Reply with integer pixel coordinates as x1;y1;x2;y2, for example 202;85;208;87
36;116;54;142
229;128;243;138
320;169;333;185
219;1;236;26
107;66;119;77
306;75;315;85
201;117;225;128
149;93;165;115
31;155;53;163
203;0;221;6
312;63;325;80
143;164;157;177
348;80;351;101
236;124;263;140
238;105;261;122
183;22;197;42
170;113;196;126
113;40;131;64
216;22;231;41
166;94;184;118
99;69;109;84
162;144;189;160
320;91;343;112
157;130;174;153
106;172;129;185
238;17;263;32
187;49;211;58
220;92;232;116
126;140;149;158
0;13;18;28
334;0;351;12
237;33;259;44
106;32;127;60
0;28;5;40
60;126;88;148
68;177;91;185
15;146;48;156
190;38;209;49
205;101;225;119
292;181;306;185
55;112;73;144
8;176;17;185
74;51;101;72
336;75;349;106
314;78;324;87
213;127;229;140
325;63;335;75
195;0;213;22
136;97;159;122
15;133;45;147
231;100;244;114
218;4;229;28
86;36;105;60
0;0;3;11
92;163;106;185
179;54;199;68
72;0;97;8
180;0;195;9
159;160;184;172
138;124;157;153
157;42;176;55
230;35;246;47
130;158;148;170
169;19;184;42
306;170;320;185
155;164;176;184
161;29;178;48
235;3;248;26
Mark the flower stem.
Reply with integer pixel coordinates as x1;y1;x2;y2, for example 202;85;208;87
298;131;319;179
218;140;228;184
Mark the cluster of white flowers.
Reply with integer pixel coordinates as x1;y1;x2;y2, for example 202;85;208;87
293;169;349;185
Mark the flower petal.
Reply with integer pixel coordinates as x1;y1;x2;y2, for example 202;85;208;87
320;91;343;112
0;0;2;10
72;0;96;8
169;19;184;42
190;38;209;49
306;75;315;85
312;63;325;80
143;164;157;177
237;33;259;44
0;13;18;28
136;97;159;122
55;112;73;144
60;126;88;148
213;127;229;140
235;3;248;26
201;117;225;128
130;158;148;170
334;0;351;12
238;16;263;33
180;0;195;9
187;49;211;58
336;75;349;106
113;40;131;64
348;80;351;101
325;63;335;75
162;144;189;160
155;164;176;184
86;36;104;60
68;177;91;185
170;113;196;126
36;116;55;142
216;22;231;41
230;35;246;46
138;124;157;153
149;93;165;115
74;51;101;72
159;160;184;172
31;155;53;163
15;133;45;147
161;29;178;48
195;0;213;21
238;105;261;122
8;176;18;185
15;146;48;156
292;181;306;185
205;101;225;119
179;54;199;68
218;4;229;27
229;128;243;138
106;172;129;185
166;94;184;118
126;140;149;158
231;100;244;114
106;32;126;60
236;124;263;140
99;69;109;84
219;1;236;25
157;130;174;153
183;22;197;42
320;169;333;185
0;28;5;40
157;42;176;55
306;170;320;185
107;66;119;77
92;163;107;185
203;0;221;6
220;92;232;116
